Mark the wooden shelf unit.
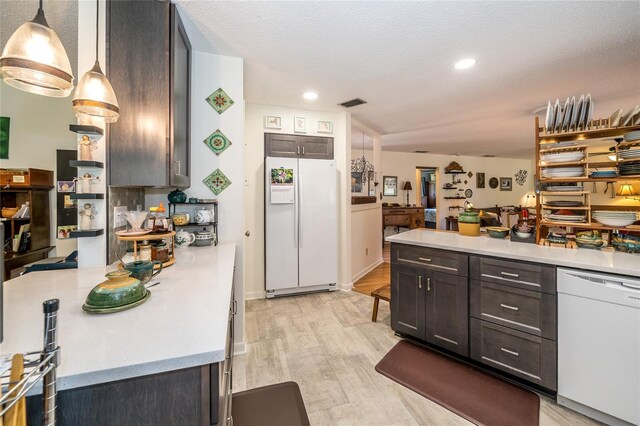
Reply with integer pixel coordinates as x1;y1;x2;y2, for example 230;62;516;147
116;231;176;268
534;116;640;244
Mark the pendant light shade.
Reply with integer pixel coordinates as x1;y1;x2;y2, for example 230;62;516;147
72;61;119;123
72;0;119;123
0;7;74;97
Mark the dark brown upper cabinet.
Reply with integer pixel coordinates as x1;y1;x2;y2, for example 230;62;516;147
107;2;191;188
265;133;334;159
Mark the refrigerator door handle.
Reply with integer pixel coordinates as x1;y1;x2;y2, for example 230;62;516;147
298;166;303;248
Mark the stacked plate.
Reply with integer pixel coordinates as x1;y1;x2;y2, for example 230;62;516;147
545;94;593;133
542;167;584;178
545;200;584;207
546;185;583;192
618;148;640;160
540;151;585;164
575;231;605;250
619;161;640;176
590;170;619;178
592;211;638;227
546;213;586;222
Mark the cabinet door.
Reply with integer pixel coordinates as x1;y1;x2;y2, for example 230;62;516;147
391;264;426;340
265;133;299;158
300;136;334;159
425;271;469;356
108;0;169;186
169;5;191;188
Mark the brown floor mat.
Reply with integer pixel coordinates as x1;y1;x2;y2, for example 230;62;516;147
232;381;310;426
375;340;540;426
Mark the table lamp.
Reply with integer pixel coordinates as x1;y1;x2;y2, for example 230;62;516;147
403;182;412;205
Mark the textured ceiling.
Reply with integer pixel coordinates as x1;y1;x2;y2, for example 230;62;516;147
178;0;640;158
0;0;78;78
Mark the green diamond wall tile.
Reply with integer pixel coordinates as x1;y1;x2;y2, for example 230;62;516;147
206;88;234;114
203;169;231;195
204;129;232;156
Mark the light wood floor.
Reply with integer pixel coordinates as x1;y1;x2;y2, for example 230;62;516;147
233;290;599;425
353;243;391;296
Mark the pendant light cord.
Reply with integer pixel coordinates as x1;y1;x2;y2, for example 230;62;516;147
95;0;99;62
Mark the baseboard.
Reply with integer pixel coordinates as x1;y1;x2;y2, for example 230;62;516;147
337;281;353;291
351;258;384;283
244;290;266;300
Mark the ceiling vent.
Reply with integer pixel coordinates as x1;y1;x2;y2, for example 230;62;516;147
414;150;429;153
483;154;496;157
339;98;367;108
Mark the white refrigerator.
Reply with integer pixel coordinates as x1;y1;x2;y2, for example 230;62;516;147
265;156;338;297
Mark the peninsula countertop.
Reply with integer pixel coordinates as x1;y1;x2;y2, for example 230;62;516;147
387;230;640;277
0;243;236;392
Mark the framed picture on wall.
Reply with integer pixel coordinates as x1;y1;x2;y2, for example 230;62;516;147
264;115;281;129
476;173;485;188
351;172;363;193
500;177;512;191
318;121;333;133
383;175;397;196
294;116;306;133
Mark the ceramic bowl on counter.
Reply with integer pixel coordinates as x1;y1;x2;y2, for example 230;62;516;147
83;270;150;313
485;226;510;239
612;233;640;253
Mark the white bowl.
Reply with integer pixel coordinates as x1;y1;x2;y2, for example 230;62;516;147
515;231;534;239
593;217;636;227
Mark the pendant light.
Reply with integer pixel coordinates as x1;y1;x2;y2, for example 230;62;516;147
0;0;74;97
72;0;119;123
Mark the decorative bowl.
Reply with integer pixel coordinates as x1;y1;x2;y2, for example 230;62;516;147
84;270;147;310
1;207;19;218
515;231;534;239
171;213;189;226
485;226;510;239
612;234;640;253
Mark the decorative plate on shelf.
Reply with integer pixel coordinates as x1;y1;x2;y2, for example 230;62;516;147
545;101;554;130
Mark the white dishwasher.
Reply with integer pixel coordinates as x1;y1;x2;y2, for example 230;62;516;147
557;268;640;426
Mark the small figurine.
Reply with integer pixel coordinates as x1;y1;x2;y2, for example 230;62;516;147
79;203;96;230
74;172;101;194
78;135;98;161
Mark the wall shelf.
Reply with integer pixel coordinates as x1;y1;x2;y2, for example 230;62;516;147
70;193;105;200
70;160;104;169
69;124;104;136
70;229;105;238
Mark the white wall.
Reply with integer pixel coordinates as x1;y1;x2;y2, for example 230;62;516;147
244;103;350;298
380;151;534;229
146;51;246;347
350;204;383;282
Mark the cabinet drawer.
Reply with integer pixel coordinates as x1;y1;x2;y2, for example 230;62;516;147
385;215;411;226
470;256;555;294
470;318;556;390
470;280;556;340
392;243;468;277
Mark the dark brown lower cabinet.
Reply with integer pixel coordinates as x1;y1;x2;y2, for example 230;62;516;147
424;271;469;356
390;263;469;356
470;318;557;390
391;264;426;340
390;244;558;392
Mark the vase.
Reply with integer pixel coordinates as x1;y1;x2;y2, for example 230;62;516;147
168;189;187;204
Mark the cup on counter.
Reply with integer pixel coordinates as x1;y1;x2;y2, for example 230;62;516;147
123;260;163;284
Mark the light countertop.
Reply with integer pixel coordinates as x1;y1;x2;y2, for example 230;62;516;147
0;243;236;392
387;230;640;277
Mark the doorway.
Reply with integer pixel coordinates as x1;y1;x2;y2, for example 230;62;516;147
416;167;438;229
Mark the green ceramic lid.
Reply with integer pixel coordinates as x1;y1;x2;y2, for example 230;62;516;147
458;211;480;223
85;270;147;309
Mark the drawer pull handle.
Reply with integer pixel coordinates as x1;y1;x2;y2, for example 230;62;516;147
427;277;431;292
501;347;519;356
418;257;432;262
500;304;519;311
500;272;519;278
418;276;422;289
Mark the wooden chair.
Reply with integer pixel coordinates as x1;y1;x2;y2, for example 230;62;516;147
371;284;391;322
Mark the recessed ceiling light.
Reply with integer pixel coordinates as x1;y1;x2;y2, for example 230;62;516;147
454;58;476;70
303;91;318;100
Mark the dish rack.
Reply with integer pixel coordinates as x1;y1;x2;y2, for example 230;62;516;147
1;299;60;425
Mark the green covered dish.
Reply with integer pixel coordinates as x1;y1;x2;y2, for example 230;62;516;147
458;211;480;224
84;270;147;310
